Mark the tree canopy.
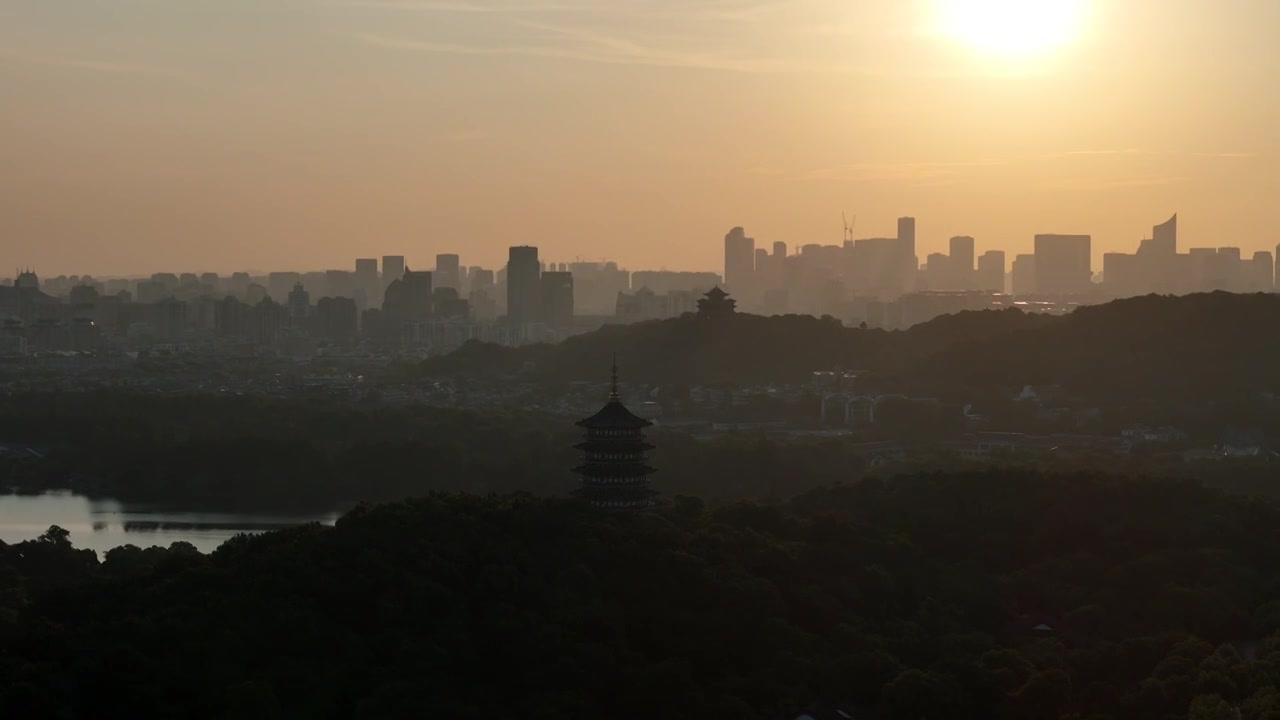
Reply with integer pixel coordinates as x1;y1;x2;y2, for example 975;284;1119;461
5;472;1280;718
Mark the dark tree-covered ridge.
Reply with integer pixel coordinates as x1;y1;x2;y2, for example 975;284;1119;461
5;472;1280;719
424;292;1280;402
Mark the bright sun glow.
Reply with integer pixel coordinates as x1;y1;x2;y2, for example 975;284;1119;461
937;0;1088;58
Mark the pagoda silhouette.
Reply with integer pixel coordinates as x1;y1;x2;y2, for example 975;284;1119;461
696;286;736;320
572;356;656;511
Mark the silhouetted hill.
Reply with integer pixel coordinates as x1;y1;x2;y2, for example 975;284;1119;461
918;292;1280;401
426;293;1280;402
425;309;1051;386
427;313;875;384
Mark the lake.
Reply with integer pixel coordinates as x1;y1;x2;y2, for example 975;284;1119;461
0;491;343;555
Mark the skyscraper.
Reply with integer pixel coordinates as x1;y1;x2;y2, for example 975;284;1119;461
287;282;310;325
355;259;378;308
401;269;433;320
1011;254;1037;296
469;268;495;293
435;254;461;290
1103;252;1139;298
977;250;1006;293
1249;251;1274;292
539;271;574;329
897;217;917;292
315;296;358;341
381;256;405;292
1033;235;1092;296
325;270;355;300
949;236;975;290
1152;214;1178;255
507;246;541;326
723;227;755;299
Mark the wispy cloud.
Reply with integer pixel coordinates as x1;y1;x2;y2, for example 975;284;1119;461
327;0;593;13
354;31;862;74
1047;175;1191;190
1193;152;1257;159
780;149;1259;185
1053;148;1258;160
785;158;1015;184
329;0;790;23
1054;149;1145;157
0;47;188;79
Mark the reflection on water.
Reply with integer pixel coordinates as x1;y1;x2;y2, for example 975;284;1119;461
0;490;343;555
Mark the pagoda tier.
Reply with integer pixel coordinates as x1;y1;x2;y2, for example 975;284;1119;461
572;359;657;511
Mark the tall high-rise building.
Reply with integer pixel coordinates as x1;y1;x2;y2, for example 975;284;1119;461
977;250;1006;293
897;217;917;292
267;272;301;302
1011;254;1037;296
1152;214;1178;255
723;227;755;298
1249;251;1274;292
316;296;358;341
382;256;406;291
1033;235;1092;296
924;253;949;290
1103;252;1139;298
287;282;310;325
949;236;975;290
753;248;770;286
354;259;378;308
325;270;356;300
469;268;495;293
401;269;433;320
507;246;541;326
540;271;574;329
435;254;461;290
1211;247;1243;292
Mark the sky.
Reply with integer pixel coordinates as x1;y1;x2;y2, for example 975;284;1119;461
2;0;1277;277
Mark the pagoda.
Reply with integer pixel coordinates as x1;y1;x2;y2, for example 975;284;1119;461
572;357;657;511
696;286;736;320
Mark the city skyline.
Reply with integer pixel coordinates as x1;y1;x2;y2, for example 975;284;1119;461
0;210;1253;280
4;0;1278;275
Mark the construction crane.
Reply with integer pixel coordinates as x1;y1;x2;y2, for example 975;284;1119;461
842;212;857;244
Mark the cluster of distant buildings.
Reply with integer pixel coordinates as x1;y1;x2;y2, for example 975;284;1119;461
0;246;733;356
719;213;1278;326
4;212;1277;356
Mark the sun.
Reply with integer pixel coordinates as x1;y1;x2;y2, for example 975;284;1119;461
936;0;1088;58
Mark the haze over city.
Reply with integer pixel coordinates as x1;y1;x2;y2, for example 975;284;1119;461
12;3;1280;719
4;0;1278;276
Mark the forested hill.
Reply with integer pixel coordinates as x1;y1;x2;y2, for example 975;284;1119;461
6;472;1280;718
424;292;1280;400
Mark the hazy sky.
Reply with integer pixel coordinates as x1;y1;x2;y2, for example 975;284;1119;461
2;0;1277;277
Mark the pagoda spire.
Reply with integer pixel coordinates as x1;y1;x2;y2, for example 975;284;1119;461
610;353;619;401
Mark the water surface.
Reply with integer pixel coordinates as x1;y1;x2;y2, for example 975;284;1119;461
0;491;342;555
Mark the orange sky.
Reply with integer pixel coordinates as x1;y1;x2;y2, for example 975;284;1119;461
2;0;1277;277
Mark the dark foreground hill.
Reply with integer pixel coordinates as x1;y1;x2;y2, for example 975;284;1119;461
6;472;1280;719
426;292;1280;403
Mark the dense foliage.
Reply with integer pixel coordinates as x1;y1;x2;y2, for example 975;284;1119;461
0;392;877;508
5;473;1280;718
3;390;1280;511
424;292;1280;404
